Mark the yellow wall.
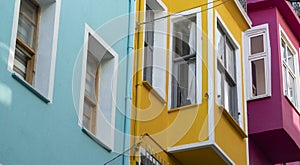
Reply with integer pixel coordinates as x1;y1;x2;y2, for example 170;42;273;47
131;0;250;164
213;1;249;164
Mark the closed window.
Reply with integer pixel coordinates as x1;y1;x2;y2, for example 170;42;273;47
245;24;271;100
79;25;118;150
216;23;239;122
14;0;39;84
142;0;168;99
171;15;197;108
281;39;297;106
143;4;155;84
9;0;60;101
83;53;100;134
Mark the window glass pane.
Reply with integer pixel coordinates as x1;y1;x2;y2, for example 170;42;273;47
224;80;230;111
173;16;196;57
283;66;288;95
143;4;154;84
287;48;295;73
288;72;295;104
17;15;36;49
85;54;99;100
250;35;264;54
226;40;235;79
251;59;266;96
20;0;38;22
281;40;286;61
216;26;224;64
216;69;222;104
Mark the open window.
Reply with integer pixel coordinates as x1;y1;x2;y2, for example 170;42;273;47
244;24;271;100
142;0;167;99
169;8;201;109
79;25;118;150
8;0;61;102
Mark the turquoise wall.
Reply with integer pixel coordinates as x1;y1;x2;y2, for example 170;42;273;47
0;0;133;164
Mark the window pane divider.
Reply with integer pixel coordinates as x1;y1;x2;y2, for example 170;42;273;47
16;38;35;56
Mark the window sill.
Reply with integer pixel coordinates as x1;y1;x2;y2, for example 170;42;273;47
218;106;247;138
12;73;50;104
142;81;166;104
81;127;112;152
247;94;271;101
168;104;199;113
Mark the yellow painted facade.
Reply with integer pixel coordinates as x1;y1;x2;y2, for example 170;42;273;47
131;0;251;164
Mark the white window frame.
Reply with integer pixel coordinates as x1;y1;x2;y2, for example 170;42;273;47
244;24;272;100
142;0;168;100
215;12;243;126
279;25;300;111
8;0;61;102
168;8;202;109
78;24;118;151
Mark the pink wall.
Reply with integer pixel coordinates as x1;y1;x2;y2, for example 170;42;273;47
247;6;284;134
277;7;300;149
247;0;300;163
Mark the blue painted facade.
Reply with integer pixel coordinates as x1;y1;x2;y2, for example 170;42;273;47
0;0;134;164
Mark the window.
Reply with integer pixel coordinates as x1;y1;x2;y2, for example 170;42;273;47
143;4;155;84
216;23;239;122
169;9;201;109
142;0;167;99
14;0;39;84
82;53;100;134
8;0;60;102
79;25;118;150
245;24;271;100
281;39;298;106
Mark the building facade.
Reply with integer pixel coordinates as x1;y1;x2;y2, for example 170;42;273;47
245;0;300;164
0;0;134;164
131;0;251;164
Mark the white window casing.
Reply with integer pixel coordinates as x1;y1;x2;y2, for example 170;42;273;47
215;12;243;127
168;8;202;109
244;23;272;100
279;25;300;111
79;24;118;151
142;0;168;100
8;0;61;102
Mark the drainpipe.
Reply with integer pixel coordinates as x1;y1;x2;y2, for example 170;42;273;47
123;0;135;164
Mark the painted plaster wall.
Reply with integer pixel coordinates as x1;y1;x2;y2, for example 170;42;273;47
249;138;273;165
247;7;284;134
277;7;300;150
0;0;133;164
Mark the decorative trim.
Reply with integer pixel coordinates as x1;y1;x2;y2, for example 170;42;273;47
12;73;50;103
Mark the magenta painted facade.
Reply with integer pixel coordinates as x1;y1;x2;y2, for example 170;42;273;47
247;0;300;164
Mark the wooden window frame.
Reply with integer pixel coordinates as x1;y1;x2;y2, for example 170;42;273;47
14;0;40;85
83;52;100;135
